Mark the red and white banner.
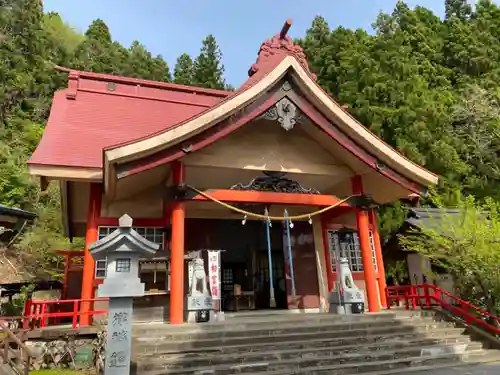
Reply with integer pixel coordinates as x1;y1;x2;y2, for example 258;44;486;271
207;250;221;300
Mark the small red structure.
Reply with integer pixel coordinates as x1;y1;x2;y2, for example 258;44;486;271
27;20;439;325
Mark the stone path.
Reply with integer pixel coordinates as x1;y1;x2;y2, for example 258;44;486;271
410;363;500;375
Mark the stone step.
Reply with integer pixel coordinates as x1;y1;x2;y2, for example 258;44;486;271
133;317;455;343
223;309;320;319
135;339;483;372
134;332;472;358
133;324;465;354
371;360;500;375
230;352;500;375
140;347;499;375
220;311;401;323
219;309;428;321
276;351;500;375
133;313;427;335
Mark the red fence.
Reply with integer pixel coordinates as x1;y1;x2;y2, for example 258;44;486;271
21;297;108;329
386;283;500;335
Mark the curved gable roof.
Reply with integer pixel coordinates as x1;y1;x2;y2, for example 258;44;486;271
104;53;438;190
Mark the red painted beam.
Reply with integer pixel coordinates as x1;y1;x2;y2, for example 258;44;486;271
96;217;168;227
183;189;350;207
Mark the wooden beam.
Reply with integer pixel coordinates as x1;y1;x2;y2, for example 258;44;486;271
182;189;350;207
280;19;292;39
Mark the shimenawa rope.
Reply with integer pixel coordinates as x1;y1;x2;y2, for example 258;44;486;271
186;184;357;221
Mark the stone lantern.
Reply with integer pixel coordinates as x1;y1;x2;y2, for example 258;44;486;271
89;214;159;375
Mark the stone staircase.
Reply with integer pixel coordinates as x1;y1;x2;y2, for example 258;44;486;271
131;309;500;375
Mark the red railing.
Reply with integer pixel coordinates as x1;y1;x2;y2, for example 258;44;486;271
386;283;500;335
19;297;108;329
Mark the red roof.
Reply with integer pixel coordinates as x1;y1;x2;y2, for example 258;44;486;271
29;71;230;168
29;20;315;170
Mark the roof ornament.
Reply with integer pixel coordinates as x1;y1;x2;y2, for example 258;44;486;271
248;19;317;80
261;96;305;131
280;18;293;40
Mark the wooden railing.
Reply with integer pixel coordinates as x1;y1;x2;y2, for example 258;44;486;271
23;297;108;329
0;297;108;331
386;283;500;336
0;321;34;375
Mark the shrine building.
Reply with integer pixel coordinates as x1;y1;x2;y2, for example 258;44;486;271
27;20;438;325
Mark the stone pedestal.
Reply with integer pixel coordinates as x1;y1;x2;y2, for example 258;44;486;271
329;258;365;314
89;214;159;375
186;258;213;323
105;298;134;374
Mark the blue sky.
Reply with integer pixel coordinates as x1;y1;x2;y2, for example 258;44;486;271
43;0;446;87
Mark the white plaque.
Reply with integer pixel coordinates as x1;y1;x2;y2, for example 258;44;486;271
207;250;221;300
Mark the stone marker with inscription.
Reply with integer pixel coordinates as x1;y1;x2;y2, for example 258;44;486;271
89;214;159;375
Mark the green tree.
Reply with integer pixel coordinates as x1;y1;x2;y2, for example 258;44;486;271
149;55;172;82
84;18;111;43
125;41;155;79
297;16;334;91
298;2;500;234
0;0;46;125
121;41;171;82
43;12;84;53
173;53;194;85
450;85;500;199
71;19;129;75
0;0;51;207
445;0;472;20
192;34;226;89
399;195;500;316
0;0;70;273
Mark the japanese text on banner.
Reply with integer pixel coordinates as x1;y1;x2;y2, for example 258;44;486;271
207;250;220;300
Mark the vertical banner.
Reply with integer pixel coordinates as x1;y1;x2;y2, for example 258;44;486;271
207;250;221;300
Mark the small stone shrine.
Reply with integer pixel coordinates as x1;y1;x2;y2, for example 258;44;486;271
89;214;159;375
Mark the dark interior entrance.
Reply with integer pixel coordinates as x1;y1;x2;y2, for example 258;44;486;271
186;218;287;312
254;248;287;309
221;220;287;311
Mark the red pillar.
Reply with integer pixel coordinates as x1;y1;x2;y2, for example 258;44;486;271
170;161;186;324
80;183;101;326
351;176;380;313
369;209;387;308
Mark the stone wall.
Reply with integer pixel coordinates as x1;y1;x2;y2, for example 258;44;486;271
22;331;104;372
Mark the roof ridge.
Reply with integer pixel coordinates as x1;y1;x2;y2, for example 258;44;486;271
55;65;230;98
76;87;218;109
